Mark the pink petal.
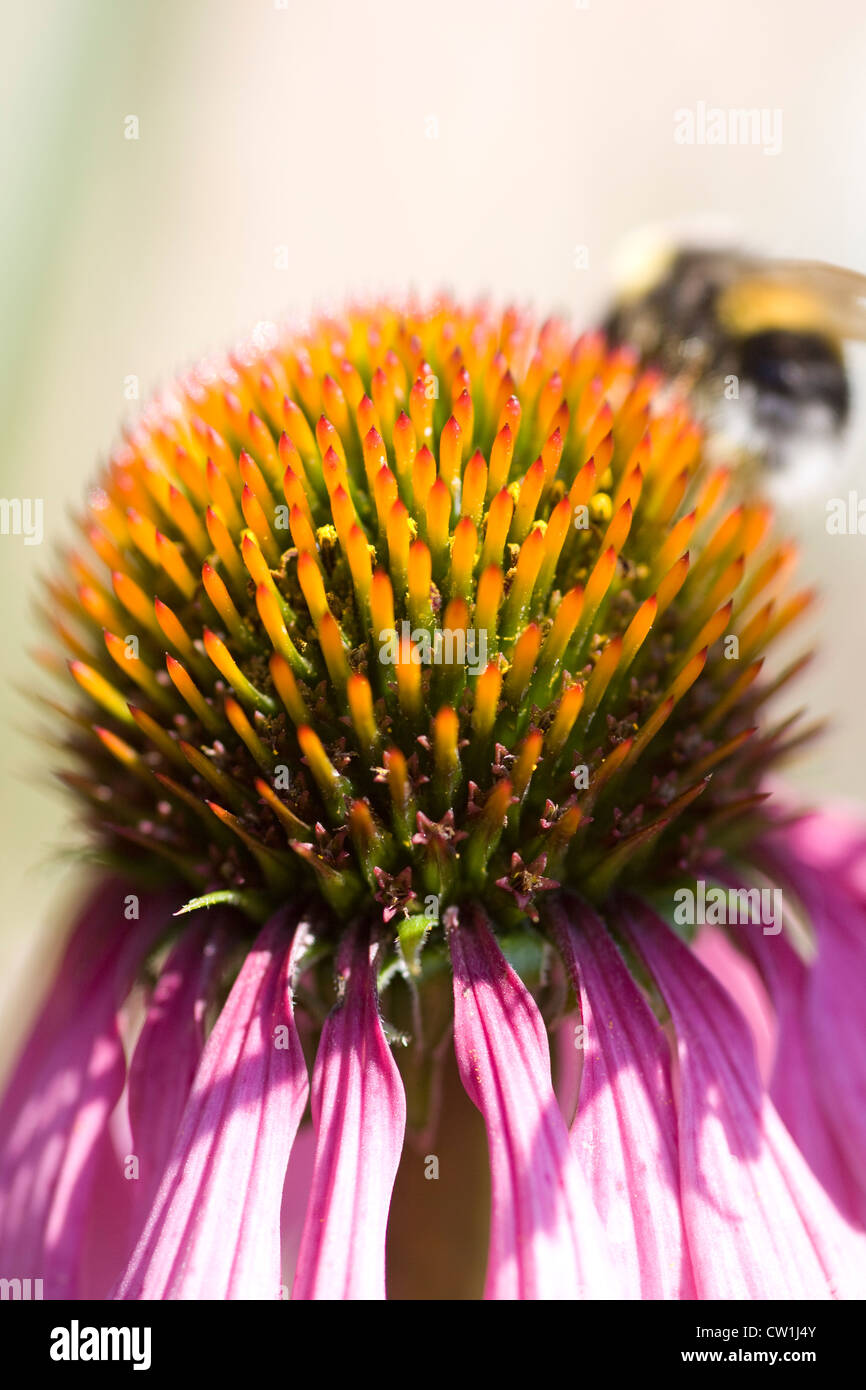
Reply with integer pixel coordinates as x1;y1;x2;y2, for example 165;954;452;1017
704;858;862;1218
803;911;866;1201
0;882;174;1297
692;924;777;1086
745;915;866;1224
292;927;406;1300
447;903;619;1299
550;895;694;1298
0;878;138;1139
279;1125;317;1297
553;1011;583;1128
127;920;228;1217
621;895;866;1298
769;804;866;895
759;836;866;1208
116;910;310;1300
77;1112;139;1299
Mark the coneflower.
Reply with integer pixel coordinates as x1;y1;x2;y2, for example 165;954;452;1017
2;298;865;1300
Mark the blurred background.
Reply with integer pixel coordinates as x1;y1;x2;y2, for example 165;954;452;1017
2;0;866;1041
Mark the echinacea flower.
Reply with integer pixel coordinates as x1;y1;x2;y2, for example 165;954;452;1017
2;298;865;1301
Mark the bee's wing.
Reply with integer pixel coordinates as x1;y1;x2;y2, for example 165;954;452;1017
727;259;866;342
774;261;866;339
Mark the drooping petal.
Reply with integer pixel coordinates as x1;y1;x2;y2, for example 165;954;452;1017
292;926;406;1301
692;923;776;1086
802;904;866;1204
553;1011;583;1128
759;832;866;1205
550;895;694;1298
116;909;310;1300
127;920;228;1217
767;804;866;894
702;857;864;1220
621;894;866;1298
0;878;137;1143
447;903;619;1300
741;912;865;1224
77;1107;139;1299
0;880;174;1298
279;1125;317;1298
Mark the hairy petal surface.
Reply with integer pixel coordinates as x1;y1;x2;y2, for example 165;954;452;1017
117;910;309;1300
551;895;694;1298
448;903;619;1300
621;895;866;1298
292;927;406;1300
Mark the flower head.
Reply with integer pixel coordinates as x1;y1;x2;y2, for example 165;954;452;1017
50;303;802;916
4;297;866;1300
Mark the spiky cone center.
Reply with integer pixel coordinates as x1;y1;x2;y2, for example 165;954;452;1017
42;299;812;989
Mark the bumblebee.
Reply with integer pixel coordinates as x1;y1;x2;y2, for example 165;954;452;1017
602;241;866;482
